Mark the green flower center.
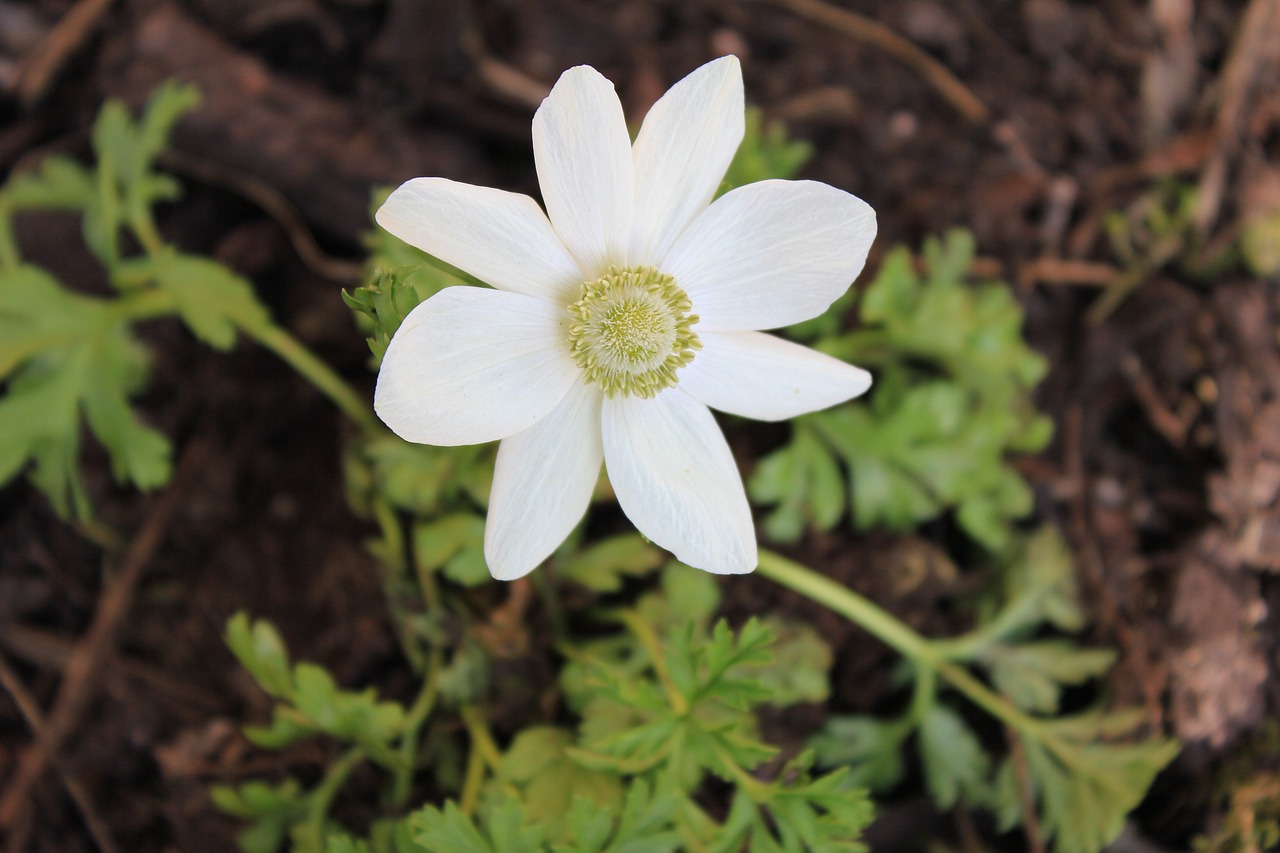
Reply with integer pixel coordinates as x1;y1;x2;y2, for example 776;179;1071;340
566;265;701;398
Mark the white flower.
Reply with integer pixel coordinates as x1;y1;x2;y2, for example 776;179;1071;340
374;56;876;580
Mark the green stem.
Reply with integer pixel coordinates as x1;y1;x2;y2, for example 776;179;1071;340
129;202;380;435
0;203;20;271
240;321;380;434
755;549;1044;738
390;648;443;807
619;610;688;715
299;746;365;851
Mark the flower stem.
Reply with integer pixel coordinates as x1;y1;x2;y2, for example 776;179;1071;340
754;549;1044;738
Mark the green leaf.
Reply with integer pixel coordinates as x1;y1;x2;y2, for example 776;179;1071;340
558;534;664;593
0;265;171;516
741;617;833;707
350;433;491;517
982;526;1086;638
414;514;489;587
344;265;462;365
985;641;1117;714
755;229;1050;552
413;799;545;853
719;107;813;195
556;779;682;853
499;727;622;841
758;762;873;853
226;613;405;754
809;716;907;791
918;705;991;810
412;802;500;853
1021;721;1179;853
749;426;845;543
211;778;309;853
1;155;96;212
225;612;295;698
634;562;720;631
571;618;777;790
125;251;270;347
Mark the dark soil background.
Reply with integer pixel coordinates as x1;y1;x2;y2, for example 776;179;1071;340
2;0;1279;850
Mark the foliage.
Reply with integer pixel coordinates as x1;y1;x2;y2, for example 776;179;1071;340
751;230;1052;551
810;528;1178;852
0;82;273;518
216;587;871;853
718;107;813;195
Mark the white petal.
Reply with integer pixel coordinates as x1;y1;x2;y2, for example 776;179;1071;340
663;179;876;331
680;331;872;421
533;66;634;277
630;56;745;264
602;389;755;574
485;381;604;580
376;178;584;304
375;287;578;446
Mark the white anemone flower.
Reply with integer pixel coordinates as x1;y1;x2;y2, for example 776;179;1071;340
374;56;876;580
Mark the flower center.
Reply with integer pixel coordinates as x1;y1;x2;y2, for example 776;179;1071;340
566;265;701;398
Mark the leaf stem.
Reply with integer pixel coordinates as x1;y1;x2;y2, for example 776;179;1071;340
298;746;365;851
240;321;381;434
129;200;381;435
619;610;689;716
755;549;1043;738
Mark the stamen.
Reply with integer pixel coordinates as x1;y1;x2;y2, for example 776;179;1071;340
566;265;701;398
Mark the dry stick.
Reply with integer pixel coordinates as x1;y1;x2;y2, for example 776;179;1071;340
10;0;116;106
1006;725;1047;853
0;442;207;836
750;0;990;124
0;656;118;853
1193;0;1280;233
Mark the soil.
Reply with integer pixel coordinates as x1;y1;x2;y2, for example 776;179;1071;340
2;0;1280;851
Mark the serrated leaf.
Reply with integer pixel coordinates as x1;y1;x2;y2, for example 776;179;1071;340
918;705;991;810
412;802;499;853
555;778;682;853
756;229;1050;551
135;251;270;347
760;764;873;853
985;641;1117;714
1022;728;1179;853
809;716;907;791
345;265;461;365
744;617;832;707
413;799;545;853
499;727;622;841
749;426;845;543
0;265;172;516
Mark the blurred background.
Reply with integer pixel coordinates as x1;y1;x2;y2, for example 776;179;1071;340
1;0;1279;850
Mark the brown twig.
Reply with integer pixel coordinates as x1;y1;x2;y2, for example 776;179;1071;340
10;0;115;107
1193;0;1280;233
1018;257;1119;289
747;0;990;123
0;441;206;835
159;149;364;285
1006;726;1047;853
0;655;118;853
